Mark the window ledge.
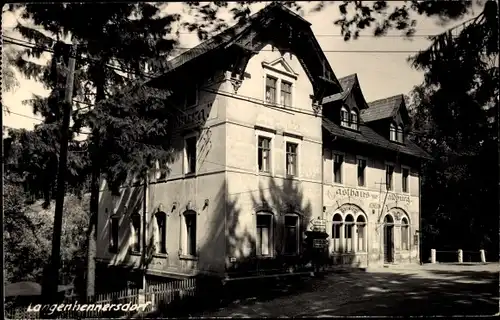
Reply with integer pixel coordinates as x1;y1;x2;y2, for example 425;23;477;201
179;254;198;261
184;173;196;178
258;171;272;177
153;253;169;258
256;255;274;260
285;175;299;180
130;251;141;257
282;253;299;257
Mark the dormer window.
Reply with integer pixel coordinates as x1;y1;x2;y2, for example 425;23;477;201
390;123;397;141
350;109;359;130
397;125;404;143
390;122;404;143
340;106;349;127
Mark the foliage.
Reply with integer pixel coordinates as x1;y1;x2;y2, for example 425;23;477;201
183;1;478;41
2;45;20;94
407;1;498;258
4;183;89;287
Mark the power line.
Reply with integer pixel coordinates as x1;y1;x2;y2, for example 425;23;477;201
4;35;425;55
1;25;446;37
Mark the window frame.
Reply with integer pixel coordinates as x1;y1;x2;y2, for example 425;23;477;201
183;133;197;175
340;105;350;127
130;213;141;254
390;122;397;141
356;156;367;187
262;60;296;109
344;214;355;253
333;152;345;184
283;213;300;255
331;214;343;253
256;129;275;175
182;210;197;257
280;80;293;107
356;215;367;252
401;217;410;251
256;212;274;257
109;215;120;253
397;124;404;143
155;211;167;255
385;162;395;191
350;109;359;130
401;165;410;193
265;75;278;104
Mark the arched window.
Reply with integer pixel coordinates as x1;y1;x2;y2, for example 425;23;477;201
390;122;397;141
356;215;366;252
401;217;409;250
256;212;273;257
131;213;141;253
183;210;197;256
332;214;343;252
284;214;300;255
340;106;349;127
344;215;355;252
350;109;359;130
155;211;167;254
397;125;404;142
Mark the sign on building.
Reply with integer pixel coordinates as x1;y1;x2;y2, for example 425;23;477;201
313;239;329;248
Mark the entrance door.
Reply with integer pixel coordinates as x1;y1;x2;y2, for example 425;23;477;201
383;215;394;263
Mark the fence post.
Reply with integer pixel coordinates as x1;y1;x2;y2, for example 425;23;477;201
480;249;486;263
430;249;436;264
458;249;463;263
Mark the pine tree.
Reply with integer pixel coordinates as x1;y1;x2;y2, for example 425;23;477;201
407;1;499;260
7;3;180;298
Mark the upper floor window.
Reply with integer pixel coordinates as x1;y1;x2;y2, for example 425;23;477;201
390;123;397;141
281;81;292;107
402;167;409;193
285;142;298;177
397;125;404;143
340;106;349;127
386;164;394;191
333;154;344;184
265;76;277;103
258;136;271;173
357;158;366;187
350;109;359;130
184;136;197;175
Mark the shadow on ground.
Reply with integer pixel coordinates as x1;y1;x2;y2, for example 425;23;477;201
192;264;499;317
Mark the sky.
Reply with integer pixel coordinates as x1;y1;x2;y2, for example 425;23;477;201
1;1;483;131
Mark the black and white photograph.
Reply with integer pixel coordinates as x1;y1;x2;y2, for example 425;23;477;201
2;1;499;318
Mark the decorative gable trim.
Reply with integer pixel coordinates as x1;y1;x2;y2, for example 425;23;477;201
262;57;298;79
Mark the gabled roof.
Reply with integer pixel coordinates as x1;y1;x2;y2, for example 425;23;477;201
321;74;369;109
322;118;431;160
147;2;341;94
361;94;404;123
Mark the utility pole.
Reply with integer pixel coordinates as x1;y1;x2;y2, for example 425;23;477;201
42;39;78;310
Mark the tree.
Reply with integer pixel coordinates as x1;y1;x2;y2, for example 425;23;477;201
2;45;20;94
407;1;498;260
7;3;180;298
4;183;89;292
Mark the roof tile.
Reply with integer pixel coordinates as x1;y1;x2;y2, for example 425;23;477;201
361;94;403;123
322;118;431;160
